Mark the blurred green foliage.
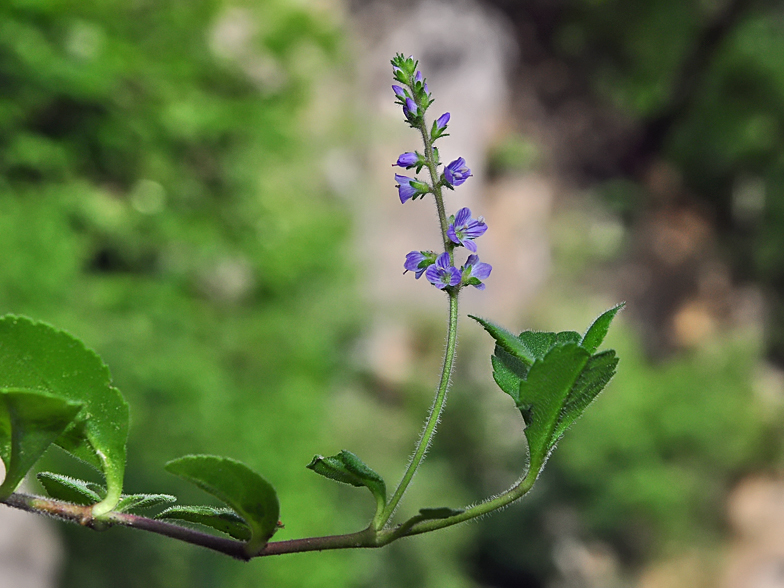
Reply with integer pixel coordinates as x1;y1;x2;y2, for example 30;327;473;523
0;0;361;586
565;0;784;361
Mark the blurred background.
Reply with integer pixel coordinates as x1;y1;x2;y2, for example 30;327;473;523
0;0;783;586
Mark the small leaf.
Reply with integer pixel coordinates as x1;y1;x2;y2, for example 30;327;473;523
417;507;464;520
0;316;130;515
0;389;83;498
581;303;624;354
115;493;177;513
165;455;279;553
517;344;591;477
156;505;251;541
307;450;386;514
397;506;465;534
469;316;535;365
37;472;102;505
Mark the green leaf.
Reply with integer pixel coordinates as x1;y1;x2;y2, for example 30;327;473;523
114;493;177;513
517;344;591;477
491;347;528;402
478;307;622;482
156;505;251;541
469;316;535;365
552;350;619;441
398;506;465;534
37;472;102;505
165;455;279;553
306;450;386;515
0;316;129;515
580;303;625;354
0;390;83;498
417;507;464;520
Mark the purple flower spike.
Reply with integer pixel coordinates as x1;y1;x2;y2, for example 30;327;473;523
447;207;487;252
435;112;450;132
392;85;407;99
425;252;461;290
462;254;492;290
404;97;419;118
395;174;418;203
444;157;471;187
404;250;434;279
394;152;419;168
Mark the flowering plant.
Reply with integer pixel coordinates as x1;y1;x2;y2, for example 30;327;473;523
0;54;622;561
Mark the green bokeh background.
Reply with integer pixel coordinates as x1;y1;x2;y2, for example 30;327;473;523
2;0;784;587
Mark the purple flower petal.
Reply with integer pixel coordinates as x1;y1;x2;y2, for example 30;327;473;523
435;112;450;131
404;97;418;117
461;254;492;289
447;207;487;250
454;207;471;226
392;85;406;99
471;261;492;280
404;250;433;279
395;174;418;203
426;252;461;289
394;152;418;168
444;157;471;187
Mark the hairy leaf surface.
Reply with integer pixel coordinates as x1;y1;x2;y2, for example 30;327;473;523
165;455;279;552
0;390;82;498
0;316;129;514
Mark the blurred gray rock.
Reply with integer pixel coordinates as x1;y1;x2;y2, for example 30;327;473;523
0;469;62;588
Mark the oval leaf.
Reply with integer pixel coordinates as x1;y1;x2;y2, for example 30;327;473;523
165;455;279;554
397;506;466;535
417;507;464;520
37;472;102;505
0;389;83;498
307;450;386;515
115;493;177;513
156;505;251;541
0;316;129;515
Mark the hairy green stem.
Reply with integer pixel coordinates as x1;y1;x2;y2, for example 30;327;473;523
1;467;536;559
383;470;537;540
417;119;451;254
378;291;459;528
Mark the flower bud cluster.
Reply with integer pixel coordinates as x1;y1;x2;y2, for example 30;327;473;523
391;54;491;291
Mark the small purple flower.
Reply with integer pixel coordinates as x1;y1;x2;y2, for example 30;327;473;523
461;254;492;290
404;97;419;118
415;71;423;84
447;207;487;252
392;85;407;99
394;152;419;168
395;174;418;203
425;252;461;289
444;157;471;187
435;112;450;132
404;250;434;279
